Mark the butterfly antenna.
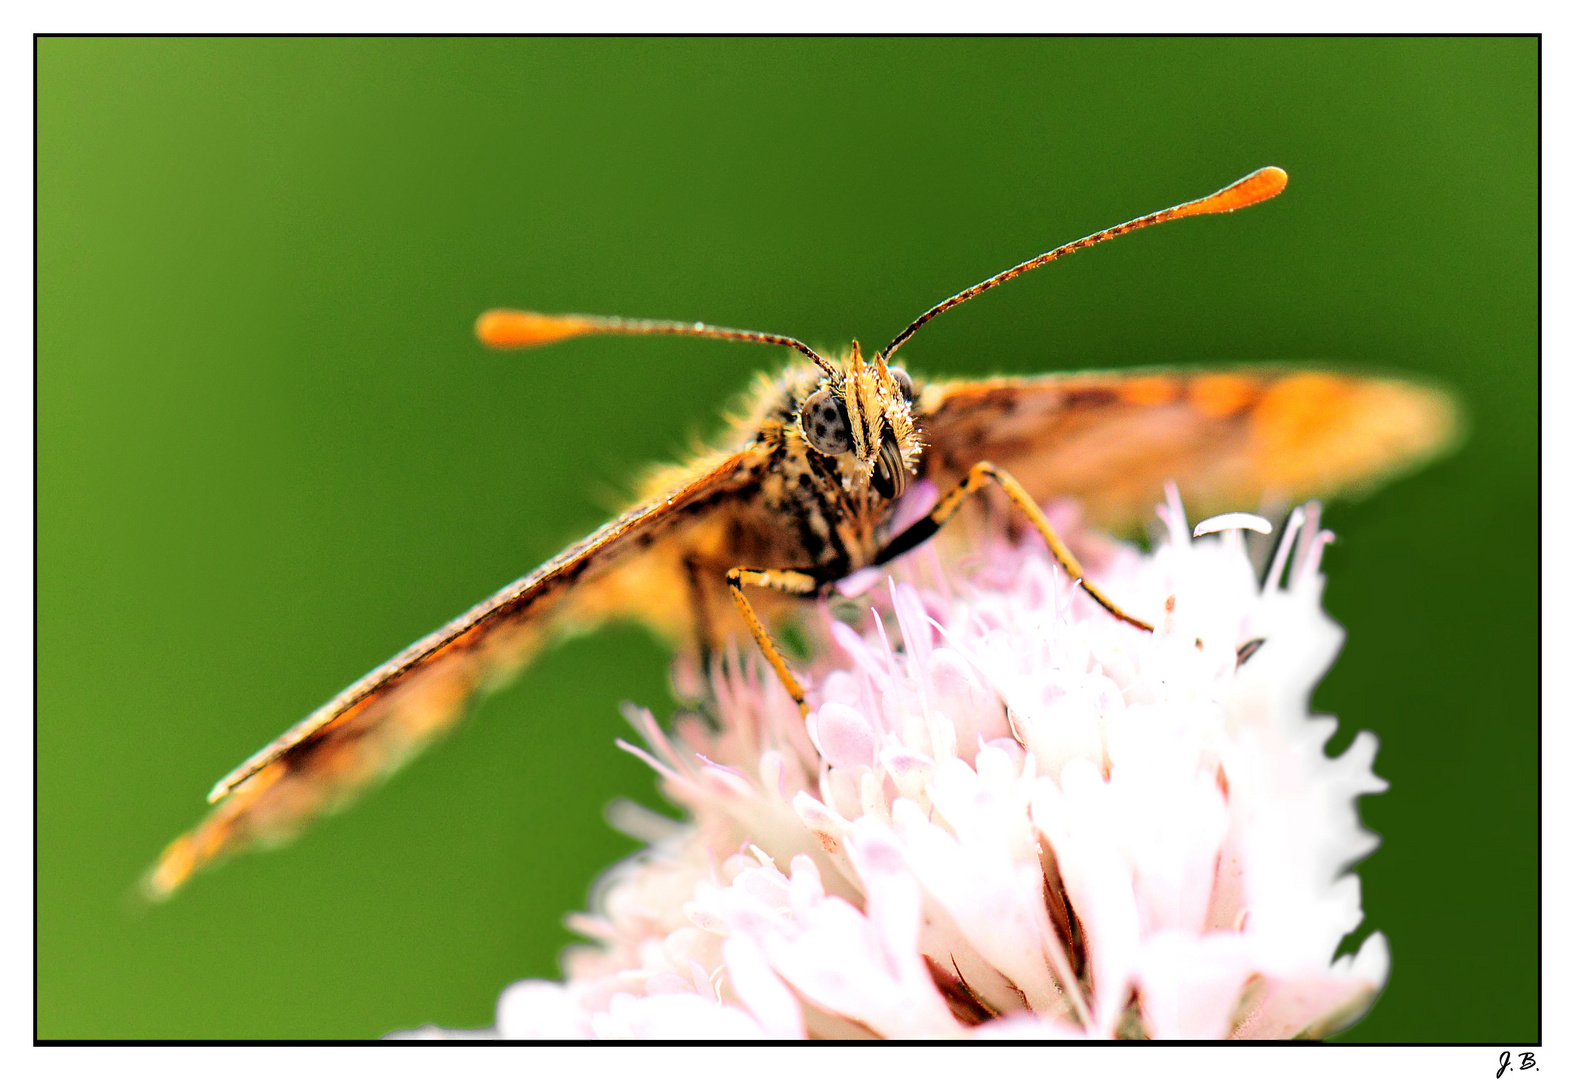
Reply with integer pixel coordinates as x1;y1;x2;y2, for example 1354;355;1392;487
878;166;1289;364
476;310;837;376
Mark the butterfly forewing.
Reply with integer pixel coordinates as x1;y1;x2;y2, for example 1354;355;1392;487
916;368;1458;532
146;448;758;898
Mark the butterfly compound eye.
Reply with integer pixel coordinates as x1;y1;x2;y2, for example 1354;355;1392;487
800;388;853;456
889;367;915;403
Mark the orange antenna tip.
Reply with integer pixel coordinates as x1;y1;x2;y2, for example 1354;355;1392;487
474;308;833;372
878;166;1292;363
475;309;597;349
1174;166;1288;218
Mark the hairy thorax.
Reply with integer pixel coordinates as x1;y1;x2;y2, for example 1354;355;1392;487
576;362;910;648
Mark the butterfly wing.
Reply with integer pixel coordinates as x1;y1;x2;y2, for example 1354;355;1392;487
915;368;1459;531
147;448;757;899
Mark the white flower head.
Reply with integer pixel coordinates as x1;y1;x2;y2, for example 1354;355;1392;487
396;485;1389;1041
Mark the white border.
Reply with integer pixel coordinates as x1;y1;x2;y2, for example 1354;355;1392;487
8;8;1561;1079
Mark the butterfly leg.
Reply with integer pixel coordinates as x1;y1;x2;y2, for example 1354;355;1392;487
874;461;1154;632
725;567;822;717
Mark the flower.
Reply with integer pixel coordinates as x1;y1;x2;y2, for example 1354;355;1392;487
394;485;1390;1040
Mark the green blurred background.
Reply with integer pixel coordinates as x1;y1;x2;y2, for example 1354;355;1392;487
38;38;1536;1041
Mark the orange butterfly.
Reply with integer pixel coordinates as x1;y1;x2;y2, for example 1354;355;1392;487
146;167;1456;898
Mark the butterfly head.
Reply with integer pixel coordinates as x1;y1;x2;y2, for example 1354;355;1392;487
797;340;922;500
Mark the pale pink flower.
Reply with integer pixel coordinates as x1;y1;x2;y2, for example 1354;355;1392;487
394;485;1389;1040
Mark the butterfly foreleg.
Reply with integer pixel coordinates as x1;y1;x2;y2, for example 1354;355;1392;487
874;461;1154;633
725;567;822;718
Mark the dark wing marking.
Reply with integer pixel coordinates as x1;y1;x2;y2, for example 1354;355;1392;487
147;449;756;898
915;368;1458;531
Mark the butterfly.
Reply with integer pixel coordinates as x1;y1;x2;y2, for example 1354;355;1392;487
145;166;1456;898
